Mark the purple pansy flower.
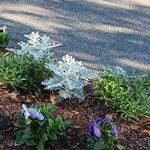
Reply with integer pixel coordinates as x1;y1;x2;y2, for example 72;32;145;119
21;104;44;121
111;125;118;136
103;117;111;123
89;116;112;139
89;116;118;141
89;121;101;139
95;118;102;124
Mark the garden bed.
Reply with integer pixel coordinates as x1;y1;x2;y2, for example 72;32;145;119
0;30;150;150
0;85;149;150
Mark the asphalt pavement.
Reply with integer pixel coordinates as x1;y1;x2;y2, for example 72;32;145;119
0;0;150;74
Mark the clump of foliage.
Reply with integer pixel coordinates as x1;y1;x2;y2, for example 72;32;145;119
15;104;69;150
87;116;124;150
93;67;150;120
41;54;91;100
16;31;61;60
0;25;9;49
0;53;52;96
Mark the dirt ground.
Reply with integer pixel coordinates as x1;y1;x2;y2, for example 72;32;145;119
0;85;150;150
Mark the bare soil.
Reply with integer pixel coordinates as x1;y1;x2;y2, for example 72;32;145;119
0;86;150;150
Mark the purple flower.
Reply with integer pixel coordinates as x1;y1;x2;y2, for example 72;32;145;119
89;116;111;139
95;116;110;124
28;108;44;121
95;118;103;124
111;125;118;136
103;117;111;123
21;104;44;121
89;121;101;139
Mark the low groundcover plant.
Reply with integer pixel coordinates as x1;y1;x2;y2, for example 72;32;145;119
42;54;91;100
93;67;150;120
15;103;69;150
87;116;125;150
0;53;52;96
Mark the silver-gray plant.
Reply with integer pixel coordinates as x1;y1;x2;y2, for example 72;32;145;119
16;31;61;60
108;66;127;76
41;54;91;100
0;25;7;32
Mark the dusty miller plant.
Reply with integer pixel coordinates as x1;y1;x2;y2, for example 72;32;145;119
107;66;127;76
41;54;91;100
0;25;9;48
16;31;61;60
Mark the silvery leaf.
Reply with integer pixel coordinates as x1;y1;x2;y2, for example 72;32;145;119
42;54;91;100
16;31;61;60
41;78;62;90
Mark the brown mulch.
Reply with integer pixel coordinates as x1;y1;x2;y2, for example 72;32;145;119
0;86;150;150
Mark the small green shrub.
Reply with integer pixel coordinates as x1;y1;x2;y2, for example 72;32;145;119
0;30;9;48
0;53;52;96
93;68;150;120
15;104;69;150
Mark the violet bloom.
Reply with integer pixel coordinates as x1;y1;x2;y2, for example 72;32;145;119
89;121;101;139
21;104;44;121
89;116;111;139
112;125;118;136
103;117;111;123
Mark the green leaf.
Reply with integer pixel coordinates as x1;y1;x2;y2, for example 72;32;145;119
25;119;32;125
94;140;106;150
16;113;26;127
41;133;48;142
36;140;45;150
64;120;70;128
48;118;54;128
49;133;58;141
22;133;32;139
55;116;63;128
26;140;36;146
116;144;125;150
15;133;26;146
37;119;46;126
55;116;63;123
47;104;55;113
22;127;32;139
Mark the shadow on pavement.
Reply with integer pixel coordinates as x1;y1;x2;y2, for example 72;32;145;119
0;0;150;74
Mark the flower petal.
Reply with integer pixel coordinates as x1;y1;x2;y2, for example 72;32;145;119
28;108;44;121
112;125;118;136
103;117;111;123
96;118;103;124
89;121;101;139
21;104;30;120
93;123;101;137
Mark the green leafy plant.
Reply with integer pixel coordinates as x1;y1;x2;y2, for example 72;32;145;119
15;103;69;150
93;67;150;120
87;116;125;150
42;54;91;100
0;26;9;48
0;53;52;96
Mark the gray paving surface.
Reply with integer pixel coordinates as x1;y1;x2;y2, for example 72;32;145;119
0;0;150;74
